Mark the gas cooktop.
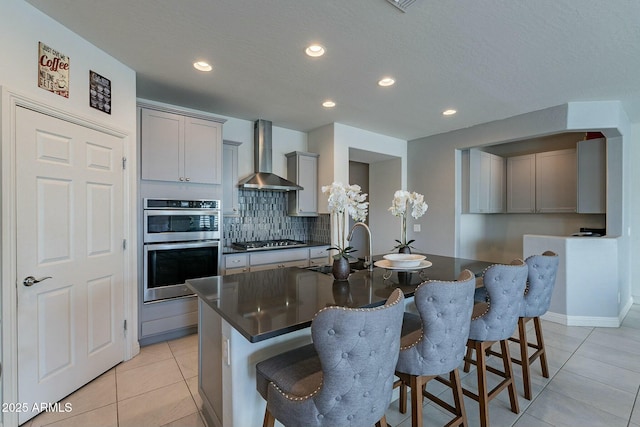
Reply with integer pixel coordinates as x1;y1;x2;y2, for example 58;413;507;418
232;239;307;251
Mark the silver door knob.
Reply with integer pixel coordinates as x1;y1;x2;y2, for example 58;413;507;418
23;276;52;287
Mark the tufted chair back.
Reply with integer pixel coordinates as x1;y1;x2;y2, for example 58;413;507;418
522;251;559;318
262;288;404;427
396;269;475;377
468;259;528;342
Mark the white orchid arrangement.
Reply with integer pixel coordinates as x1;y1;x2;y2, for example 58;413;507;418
389;190;428;251
322;182;369;260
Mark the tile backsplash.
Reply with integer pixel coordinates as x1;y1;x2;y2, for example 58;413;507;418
223;190;330;246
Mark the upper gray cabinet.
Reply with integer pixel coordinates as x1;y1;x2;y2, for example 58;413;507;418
286;151;319;216
469;149;505;213
222;140;242;216
507;148;577;213
140;106;224;185
577;138;606;214
506;154;536;213
535;148;577;213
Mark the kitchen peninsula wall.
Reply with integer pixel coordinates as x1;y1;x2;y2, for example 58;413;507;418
223;189;330;247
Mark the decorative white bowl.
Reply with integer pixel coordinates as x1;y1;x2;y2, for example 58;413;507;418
383;253;426;268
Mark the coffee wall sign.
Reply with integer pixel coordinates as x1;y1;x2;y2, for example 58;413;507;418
90;71;111;114
38;42;69;98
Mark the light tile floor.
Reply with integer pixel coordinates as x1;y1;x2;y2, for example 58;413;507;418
22;305;640;427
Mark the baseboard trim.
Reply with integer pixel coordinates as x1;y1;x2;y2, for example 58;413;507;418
542;311;620;328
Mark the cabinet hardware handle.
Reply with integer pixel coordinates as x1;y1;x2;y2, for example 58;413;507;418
185;177;190;182
179;177;184;181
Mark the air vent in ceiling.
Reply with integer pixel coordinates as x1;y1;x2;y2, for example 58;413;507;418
386;0;417;12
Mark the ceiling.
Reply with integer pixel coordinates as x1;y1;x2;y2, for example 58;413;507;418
25;0;640;141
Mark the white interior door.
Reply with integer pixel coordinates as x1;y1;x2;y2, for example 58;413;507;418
15;106;125;424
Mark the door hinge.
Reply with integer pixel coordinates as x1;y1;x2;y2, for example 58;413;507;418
122;157;127;170
124;319;127;331
123;239;127;250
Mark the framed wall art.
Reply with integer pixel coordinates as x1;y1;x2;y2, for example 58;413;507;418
89;70;111;114
38;41;69;98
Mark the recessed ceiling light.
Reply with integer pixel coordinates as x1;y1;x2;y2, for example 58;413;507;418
322;100;336;108
305;44;325;57
378;77;395;87
193;61;212;72
442;109;457;116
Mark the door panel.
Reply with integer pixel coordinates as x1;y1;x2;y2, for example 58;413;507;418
16;106;125;423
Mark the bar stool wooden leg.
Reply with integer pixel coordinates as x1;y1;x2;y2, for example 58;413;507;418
450;369;468;427
500;339;520;414
375;415;389;427
399;381;408;414
517;317;533;400
411;375;425;427
463;345;473;373
475;341;490;427
263;408;275;427
534;317;550;378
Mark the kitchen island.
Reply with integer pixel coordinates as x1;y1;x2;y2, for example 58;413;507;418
187;254;494;427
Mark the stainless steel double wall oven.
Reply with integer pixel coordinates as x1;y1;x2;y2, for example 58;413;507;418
143;198;221;303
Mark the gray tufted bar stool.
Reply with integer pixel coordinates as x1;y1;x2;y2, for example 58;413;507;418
394;269;476;427
462;259;528;427
255;288;405;427
508;250;559;400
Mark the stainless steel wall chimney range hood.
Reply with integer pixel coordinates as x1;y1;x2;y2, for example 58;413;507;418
238;119;303;191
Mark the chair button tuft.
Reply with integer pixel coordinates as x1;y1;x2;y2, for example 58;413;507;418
317;414;324;420
359;330;366;337
347;414;354;420
354;373;360;379
363;391;370;397
342;352;349;359
336;395;342;401
328;329;335;335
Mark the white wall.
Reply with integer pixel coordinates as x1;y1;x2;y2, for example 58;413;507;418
220;116;307;181
408;101;636;315
632;122;640;302
0;0;136;131
1;1;138;425
370;158;402;254
309;123;407;253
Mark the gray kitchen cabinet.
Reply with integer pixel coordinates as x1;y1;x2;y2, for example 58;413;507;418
286;151;319;216
249;248;309;271
223;253;249;275
507;148;577;213
577;138;606;214
222;140;242;216
507;154;536;213
223;246;330;275
535;148;576;213
308;245;330;266
138;296;198;345
469;149;505;213
140;106;223;184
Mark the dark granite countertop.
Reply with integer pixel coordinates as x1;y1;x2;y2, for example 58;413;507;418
222;241;330;254
187;253;495;343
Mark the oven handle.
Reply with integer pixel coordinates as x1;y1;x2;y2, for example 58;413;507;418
144;240;220;251
143;209;220;216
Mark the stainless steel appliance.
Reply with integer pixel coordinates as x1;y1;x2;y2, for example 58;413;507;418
232;239;306;251
143;198;221;302
237;119;303;191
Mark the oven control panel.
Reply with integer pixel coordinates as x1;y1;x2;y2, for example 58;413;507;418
144;198;220;210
